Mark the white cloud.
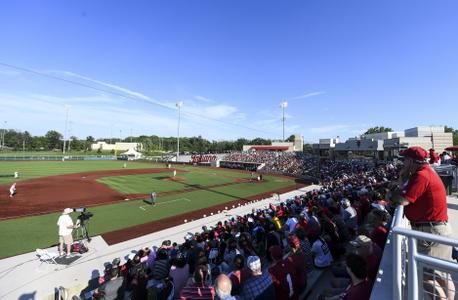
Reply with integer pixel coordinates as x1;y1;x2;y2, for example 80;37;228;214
290;91;326;100
194;95;213;103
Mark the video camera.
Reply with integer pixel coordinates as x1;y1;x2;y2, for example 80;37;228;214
74;207;94;222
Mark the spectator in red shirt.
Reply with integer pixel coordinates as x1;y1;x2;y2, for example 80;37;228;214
319;254;372;300
349;235;381;282
268;245;297;300
228;254;251;296
367;209;389;249
391;146;455;299
341;253;373;300
286;235;307;295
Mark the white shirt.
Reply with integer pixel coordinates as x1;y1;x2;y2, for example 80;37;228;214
311;238;333;268
57;214;73;236
9;184;16;194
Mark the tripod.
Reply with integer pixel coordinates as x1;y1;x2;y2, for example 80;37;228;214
75;219;91;242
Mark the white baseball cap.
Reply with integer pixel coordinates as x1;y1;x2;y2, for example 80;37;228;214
63;208;73;215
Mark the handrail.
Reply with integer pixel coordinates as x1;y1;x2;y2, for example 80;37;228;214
391;204;458;300
392;205;405;300
393;226;458;247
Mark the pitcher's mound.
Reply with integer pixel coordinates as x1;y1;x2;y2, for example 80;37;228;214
163;176;187;182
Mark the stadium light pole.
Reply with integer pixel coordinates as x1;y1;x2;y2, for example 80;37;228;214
176;101;183;159
280;101;288;142
63;105;70;154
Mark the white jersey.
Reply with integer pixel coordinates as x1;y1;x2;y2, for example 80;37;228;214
57;214;73;236
9;184;16;195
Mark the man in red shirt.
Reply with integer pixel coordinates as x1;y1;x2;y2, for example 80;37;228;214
319;254;372;300
268;245;297;300
341;254;373;300
391;146;455;299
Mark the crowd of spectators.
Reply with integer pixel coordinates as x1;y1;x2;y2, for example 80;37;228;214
222;151;319;177
89;159;400;300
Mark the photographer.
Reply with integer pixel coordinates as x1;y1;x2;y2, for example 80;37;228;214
389;147;454;299
57;208;76;257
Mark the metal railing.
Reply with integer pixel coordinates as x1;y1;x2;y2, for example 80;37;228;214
391;206;458;300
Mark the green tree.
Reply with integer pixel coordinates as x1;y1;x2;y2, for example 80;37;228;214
444;126;458;145
286;135;295;142
364;126;393;135
250;137;271;145
45;130;63;150
85;136;95;150
32;136;48;150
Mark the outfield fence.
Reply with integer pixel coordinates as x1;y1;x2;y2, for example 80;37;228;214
0;155;117;161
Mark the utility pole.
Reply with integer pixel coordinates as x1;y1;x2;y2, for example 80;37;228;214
63;105;70;154
176;101;183;159
280;101;288;142
68;121;73;152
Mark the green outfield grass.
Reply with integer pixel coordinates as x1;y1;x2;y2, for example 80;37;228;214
97;167;253;194
0;162;297;258
0;161;159;185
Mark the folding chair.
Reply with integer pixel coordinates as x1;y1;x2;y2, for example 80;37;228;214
36;248;58;266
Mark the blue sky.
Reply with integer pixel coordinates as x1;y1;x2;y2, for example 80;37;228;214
0;0;457;143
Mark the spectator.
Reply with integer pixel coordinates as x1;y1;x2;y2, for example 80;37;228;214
310;235;333;268
268;245;297;300
97;267;126;300
228;254;251;296
240;256;276;300
349;235;381;282
320;253;372;300
169;252;189;300
152;248;171;281
180;264;215;300
286;235;307;295
215;274;237;300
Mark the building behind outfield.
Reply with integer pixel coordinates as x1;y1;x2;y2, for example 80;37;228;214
91;141;143;152
313;126;453;159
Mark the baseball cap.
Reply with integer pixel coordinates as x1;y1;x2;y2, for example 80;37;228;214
63;208;73;215
398;147;429;163
288;235;301;249
247;256;261;272
350;235;372;248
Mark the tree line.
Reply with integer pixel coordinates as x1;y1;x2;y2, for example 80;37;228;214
0;129;298;153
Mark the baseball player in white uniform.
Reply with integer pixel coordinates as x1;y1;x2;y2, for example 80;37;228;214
9;183;16;198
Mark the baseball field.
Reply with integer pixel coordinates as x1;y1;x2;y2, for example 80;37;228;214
0;161;303;258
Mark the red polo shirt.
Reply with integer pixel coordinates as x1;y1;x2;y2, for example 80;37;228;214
342;278;373;300
403;164;448;222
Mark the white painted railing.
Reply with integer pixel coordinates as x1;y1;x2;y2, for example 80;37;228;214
391;206;458;300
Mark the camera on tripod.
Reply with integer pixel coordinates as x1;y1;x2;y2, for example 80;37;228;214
73;207;94;222
73;207;93;242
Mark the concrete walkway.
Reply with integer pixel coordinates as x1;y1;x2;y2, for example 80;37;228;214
0;185;320;300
